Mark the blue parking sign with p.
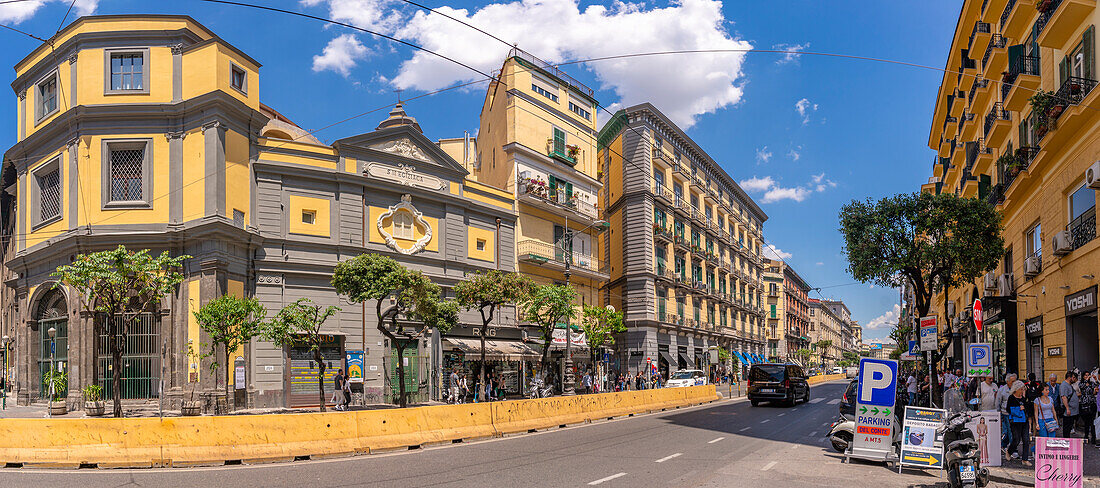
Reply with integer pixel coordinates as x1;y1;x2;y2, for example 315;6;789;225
857;358;898;407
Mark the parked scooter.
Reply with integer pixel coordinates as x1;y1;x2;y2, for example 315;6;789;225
938;410;989;488
827;389;908;454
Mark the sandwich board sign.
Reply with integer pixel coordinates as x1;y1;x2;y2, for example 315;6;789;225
849;358;899;463
899;406;945;470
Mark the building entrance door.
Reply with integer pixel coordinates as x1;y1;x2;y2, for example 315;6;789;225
1028;337;1043;380
1068;313;1099;372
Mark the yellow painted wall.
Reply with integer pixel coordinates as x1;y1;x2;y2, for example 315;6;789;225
187;279;201;383
75;134;170;227
181;129;206;222
368;206;439;252
225;129;250;225
345;157;356;174
467;226;495;263
15;18;206;76
181;43;217;101
257;150;338;171
77;46;174;105
288;195;330;237
609;211;623;279
24;60;74;139
24;148;69;249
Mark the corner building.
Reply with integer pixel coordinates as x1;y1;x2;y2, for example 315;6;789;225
1;16;518;410
597;103;768;379
921;0;1100;378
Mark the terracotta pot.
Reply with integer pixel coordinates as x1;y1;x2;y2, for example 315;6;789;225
49;400;67;415
84;400;105;417
181;400;202;416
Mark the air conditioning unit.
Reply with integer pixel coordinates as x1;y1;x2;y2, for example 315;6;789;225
984;272;997;291
998;273;1015;296
952;315;961;328
1087;161;1100;189
1024;255;1041;277
946;301;956;318
1053;231;1073;256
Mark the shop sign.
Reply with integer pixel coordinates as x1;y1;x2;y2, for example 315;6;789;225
1048;347;1063;357
1025;317;1044;338
1035;437;1083;488
1064;286;1098;316
446;324;525;341
982;298;1003;322
899;406;945;469
346;350;364;383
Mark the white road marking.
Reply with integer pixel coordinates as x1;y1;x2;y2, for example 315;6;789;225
708;437;726;444
827;399;841;405
777;413;785;417
739;427;751;432
589;473;627;485
655;453;682;463
809;398;824;404
790;445;799;450
761;461;777;471
760;419;770;423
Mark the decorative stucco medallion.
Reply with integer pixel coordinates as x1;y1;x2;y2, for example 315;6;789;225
377;194;432;255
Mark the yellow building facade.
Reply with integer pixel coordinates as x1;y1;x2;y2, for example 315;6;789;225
923;0;1100;379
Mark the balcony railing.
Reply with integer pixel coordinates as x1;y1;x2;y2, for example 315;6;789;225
982;34;1006;71
518;177;599;219
1052;76;1099;122
1002;54;1040;100
1000;0;1018;28
987;182;1004;205
653;182;675;202
1035;0;1064;35
509;47;594;98
517;239;603;274
654;224;673;242
984;102;1009;138
1069;207;1097;251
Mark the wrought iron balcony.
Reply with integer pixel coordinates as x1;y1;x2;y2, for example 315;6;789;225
1069;207;1097;251
1000;0;1018;27
986;182;1004;205
984;102;1009;138
654;224;674;243
518;177;599;220
982;33;1006;72
517;239;606;278
1002;54;1040;100
1035;0;1064;36
1052;76;1099;122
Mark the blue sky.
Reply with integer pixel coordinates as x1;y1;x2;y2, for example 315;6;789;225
0;0;960;343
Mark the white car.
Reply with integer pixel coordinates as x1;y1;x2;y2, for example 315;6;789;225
666;369;707;387
831;367;844;375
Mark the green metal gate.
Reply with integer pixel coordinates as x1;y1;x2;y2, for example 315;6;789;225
97;313;160;400
388;340;420;403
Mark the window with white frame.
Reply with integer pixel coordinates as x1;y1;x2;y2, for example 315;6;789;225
1026;222;1041;258
110;52;145;91
230;64;247;93
393;211;414;239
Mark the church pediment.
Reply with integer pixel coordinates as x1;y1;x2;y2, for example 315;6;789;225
334;125;467;177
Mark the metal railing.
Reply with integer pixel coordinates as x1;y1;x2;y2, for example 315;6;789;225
98;313;160;400
653;181;675;201
509;47;594;98
517;239;603;274
1002;54;1040;99
1069;207;1097;251
1035;0;1064;35
1053;76;1099;122
987;182;1004;205
984;102;1009;138
518;178;599;219
1000;0;1018;28
982;34;1006;72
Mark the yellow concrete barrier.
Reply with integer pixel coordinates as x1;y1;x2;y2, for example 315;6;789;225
807;373;847;385
0;385;719;468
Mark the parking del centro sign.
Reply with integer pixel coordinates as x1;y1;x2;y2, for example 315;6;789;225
850;358;899;463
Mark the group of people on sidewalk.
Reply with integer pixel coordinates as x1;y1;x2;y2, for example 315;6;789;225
447;371;511;404
903;367;1100;466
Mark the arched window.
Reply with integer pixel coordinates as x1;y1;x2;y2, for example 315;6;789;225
35;288;67;398
393;211;414;240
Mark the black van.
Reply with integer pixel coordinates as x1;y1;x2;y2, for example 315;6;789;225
747;363;810;407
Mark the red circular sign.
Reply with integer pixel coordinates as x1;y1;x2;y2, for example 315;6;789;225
973;299;983;333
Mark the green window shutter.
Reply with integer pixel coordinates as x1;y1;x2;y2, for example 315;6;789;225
1060;56;1070;86
565;182;573;199
979;174;991;200
553;128;565;154
1085;25;1095;80
548;174;557;199
770;304;776;318
1008;44;1024;67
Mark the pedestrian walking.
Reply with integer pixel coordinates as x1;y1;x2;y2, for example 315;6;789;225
997;373;1017;454
1060;370;1080;438
583;371;592;394
342;369;352;410
459;373;469;403
1005;382;1031;464
906;373;918;406
333;369;346;411
1034;383;1060;439
978;375;997;411
1080;371;1097;444
1047;373;1063;417
450;370;461;404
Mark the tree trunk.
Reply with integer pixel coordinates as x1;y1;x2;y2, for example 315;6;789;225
315;347;326;412
391;315;408;408
225;342;233;413
374;300;404;407
539;326;552;383
112;335;123;418
479;304;492;403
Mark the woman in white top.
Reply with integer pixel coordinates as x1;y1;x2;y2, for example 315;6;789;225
1033;383;1060;438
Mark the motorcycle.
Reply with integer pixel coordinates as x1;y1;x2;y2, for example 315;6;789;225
826;414;854;453
937;410;989;488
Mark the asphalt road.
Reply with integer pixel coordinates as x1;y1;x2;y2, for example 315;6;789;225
0;381;956;487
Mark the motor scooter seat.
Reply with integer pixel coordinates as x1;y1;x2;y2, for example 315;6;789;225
947;438;978;452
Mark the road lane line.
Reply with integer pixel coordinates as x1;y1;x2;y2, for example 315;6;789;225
827;399;841;404
655;453;682;463
707;437;725;444
760;419;770;423
739;427;751;432
778;413;785;417
761;461;777;471
589;473;627;485
809;398;824;404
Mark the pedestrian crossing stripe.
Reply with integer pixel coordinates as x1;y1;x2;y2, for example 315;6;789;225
827;399;841;404
809;398;824;404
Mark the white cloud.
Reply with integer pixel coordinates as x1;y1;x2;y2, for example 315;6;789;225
763;246;792;261
0;0;96;24
815;262;824;266
787;145;801;161
312;34;371;76
740;173;836;204
774;42;808;65
865;304;902;330
795;97;818;125
305;0;752;128
755;146;772;164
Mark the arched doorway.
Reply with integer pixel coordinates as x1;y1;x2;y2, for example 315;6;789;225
35;289;67;400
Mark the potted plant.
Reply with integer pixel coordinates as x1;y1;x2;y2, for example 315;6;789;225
566;144;580;159
1029;90;1059;134
181;342;202;416
82;384;105;416
1037;0;1054;13
43;369;67;415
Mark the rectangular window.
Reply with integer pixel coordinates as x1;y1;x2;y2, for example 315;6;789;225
476;239;486;251
675;256;685;280
1026;223;1041;257
552;127;566;155
394;212;414;239
302;210;316;225
231;65;247;93
38;167;61;222
532;83;558;102
653;170;664;189
1070;183;1096;222
102;139;152;208
37;75;58;121
110;53;144;91
691;230;700;248
657;289;667;317
568;101;590;120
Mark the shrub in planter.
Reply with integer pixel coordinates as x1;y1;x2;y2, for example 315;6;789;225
181;342;203;416
82;384;105;416
43;369;67;415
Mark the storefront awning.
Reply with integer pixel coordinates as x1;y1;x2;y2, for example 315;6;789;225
679;353;694;368
444;338;541;361
658;351;676;366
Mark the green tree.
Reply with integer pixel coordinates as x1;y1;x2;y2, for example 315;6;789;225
840;192;1003;405
454;270;534;402
580;304;625;378
262;298;339;412
794;348;813;367
842;351;860;362
814;340;834;369
52;246;188;417
522;284;578;379
331;254;458;407
192;295;266;412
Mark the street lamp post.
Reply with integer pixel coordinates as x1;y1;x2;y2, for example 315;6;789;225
1;335;9;410
557;216;608;396
47;326;56;418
